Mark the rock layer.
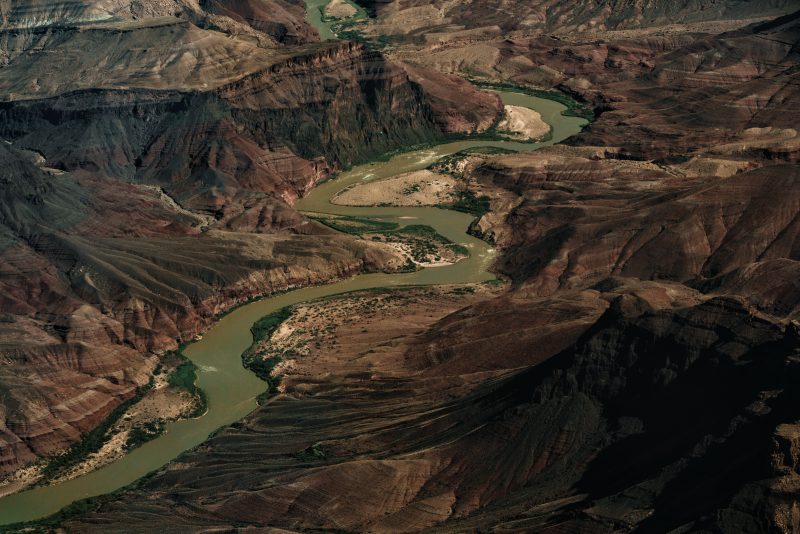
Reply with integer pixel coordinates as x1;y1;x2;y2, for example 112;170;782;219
355;0;795;42
58;279;800;533
54;8;800;533
0;3;501;472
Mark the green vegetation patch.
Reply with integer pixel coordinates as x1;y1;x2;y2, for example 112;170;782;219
249;307;294;350
312;213;470;263
124;420;166;452
535;128;555;143
402;183;421;195
333;19;394;51
396;224;443;238
448;190;491;216
459;146;517;156
168;360;197;390
167;354;207;418
428;146;515;177
242;306;294;401
450;286;476;295
293;443;328;463
39;381;153;485
311;214;399;235
472;80;595;121
7;494;108;532
392;224;466;262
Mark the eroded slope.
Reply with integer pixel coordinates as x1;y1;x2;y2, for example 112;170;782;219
54;9;800;533
0;1;501;473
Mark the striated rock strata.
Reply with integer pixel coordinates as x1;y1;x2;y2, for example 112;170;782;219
0;6;501;471
54;9;800;532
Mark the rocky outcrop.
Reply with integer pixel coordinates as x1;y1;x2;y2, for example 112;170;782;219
57;278;800;533
572;12;800;161
200;0;317;44
0;0;317;67
0;5;501;471
401;63;502;133
403;10;800;164
471;155;800;320
354;0;796;41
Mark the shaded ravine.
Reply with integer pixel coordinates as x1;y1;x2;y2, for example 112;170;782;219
0;91;586;525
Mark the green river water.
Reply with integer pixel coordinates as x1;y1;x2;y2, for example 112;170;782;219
0;19;587;526
304;0;367;40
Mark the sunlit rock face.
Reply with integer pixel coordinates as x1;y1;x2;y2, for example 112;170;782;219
0;0;501;472
49;5;800;533
354;0;795;37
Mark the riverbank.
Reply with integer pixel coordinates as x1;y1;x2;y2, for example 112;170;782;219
0;356;203;499
333;169;458;207
244;282;505;396
324;0;357;19
469;79;596;121
0;88;587;528
306;0;369;40
497;105;552;140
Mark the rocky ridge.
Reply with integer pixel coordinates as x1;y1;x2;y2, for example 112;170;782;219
353;0;795;43
52;8;800;533
0;0;501;473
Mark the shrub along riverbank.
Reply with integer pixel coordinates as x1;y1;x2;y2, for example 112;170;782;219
469;79;595;121
241;306;294;404
37;381;152;485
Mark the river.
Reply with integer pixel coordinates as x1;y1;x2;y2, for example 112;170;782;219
304;0;367;40
0;91;585;527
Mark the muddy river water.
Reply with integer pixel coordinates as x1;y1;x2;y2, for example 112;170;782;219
0;92;585;524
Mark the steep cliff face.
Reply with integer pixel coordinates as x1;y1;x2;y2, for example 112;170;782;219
0;38;497;205
217;42;447;167
353;0;795;41
473;157;800;319
58;279;800;533
0;9;501;471
0;0;316;66
200;0;317;44
51;9;800;531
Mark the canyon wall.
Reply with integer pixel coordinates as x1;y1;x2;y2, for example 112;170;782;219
56;9;800;533
0;8;501;471
352;0;796;41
